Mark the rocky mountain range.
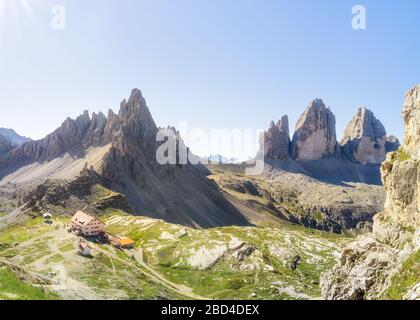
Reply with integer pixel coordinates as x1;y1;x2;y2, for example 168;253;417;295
320;85;420;300
0;89;403;233
0;89;248;228
261;100;400;167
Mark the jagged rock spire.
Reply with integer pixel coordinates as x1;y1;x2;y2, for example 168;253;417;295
0;88;158;172
291;99;337;161
261;115;290;160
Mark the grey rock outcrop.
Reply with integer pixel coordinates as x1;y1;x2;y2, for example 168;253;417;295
22;166;132;214
340;107;399;164
320;85;420;300
385;135;400;153
403;86;420;159
261;115;290;159
291;99;337;161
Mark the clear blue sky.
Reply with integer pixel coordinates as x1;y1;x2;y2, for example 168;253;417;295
0;0;419;157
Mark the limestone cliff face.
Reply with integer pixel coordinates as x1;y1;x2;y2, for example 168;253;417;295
291;99;337;161
340;107;399;165
261;115;290;159
263;102;398;166
320;85;420;300
379;86;420;231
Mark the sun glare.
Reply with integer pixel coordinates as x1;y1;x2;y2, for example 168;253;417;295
0;0;42;32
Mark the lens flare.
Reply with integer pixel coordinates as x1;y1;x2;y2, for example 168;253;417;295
0;0;42;33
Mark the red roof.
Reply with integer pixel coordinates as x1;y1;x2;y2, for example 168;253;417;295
79;242;89;250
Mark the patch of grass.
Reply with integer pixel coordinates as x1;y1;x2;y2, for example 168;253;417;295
74;250;182;300
0;220;50;249
385;250;420;300
0;249;18;258
45;254;64;264
0;267;56;300
390;148;411;164
89;184;114;202
59;243;75;252
128;228;145;246
312;211;323;221
227;278;245;290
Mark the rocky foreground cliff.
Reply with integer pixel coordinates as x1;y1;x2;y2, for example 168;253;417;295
320;85;420;300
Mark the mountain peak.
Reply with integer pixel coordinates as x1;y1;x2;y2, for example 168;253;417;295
127;88;147;111
291;99;337;161
129;88;144;100
261;115;290;160
340;106;392;164
119;88;148;120
276;115;289;135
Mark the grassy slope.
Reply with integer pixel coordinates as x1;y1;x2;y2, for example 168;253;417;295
0;267;56;300
0;208;351;300
104;211;350;300
384;250;420;300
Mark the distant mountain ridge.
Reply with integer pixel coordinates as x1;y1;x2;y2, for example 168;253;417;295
259;100;400;184
0;128;31;146
0;128;31;156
